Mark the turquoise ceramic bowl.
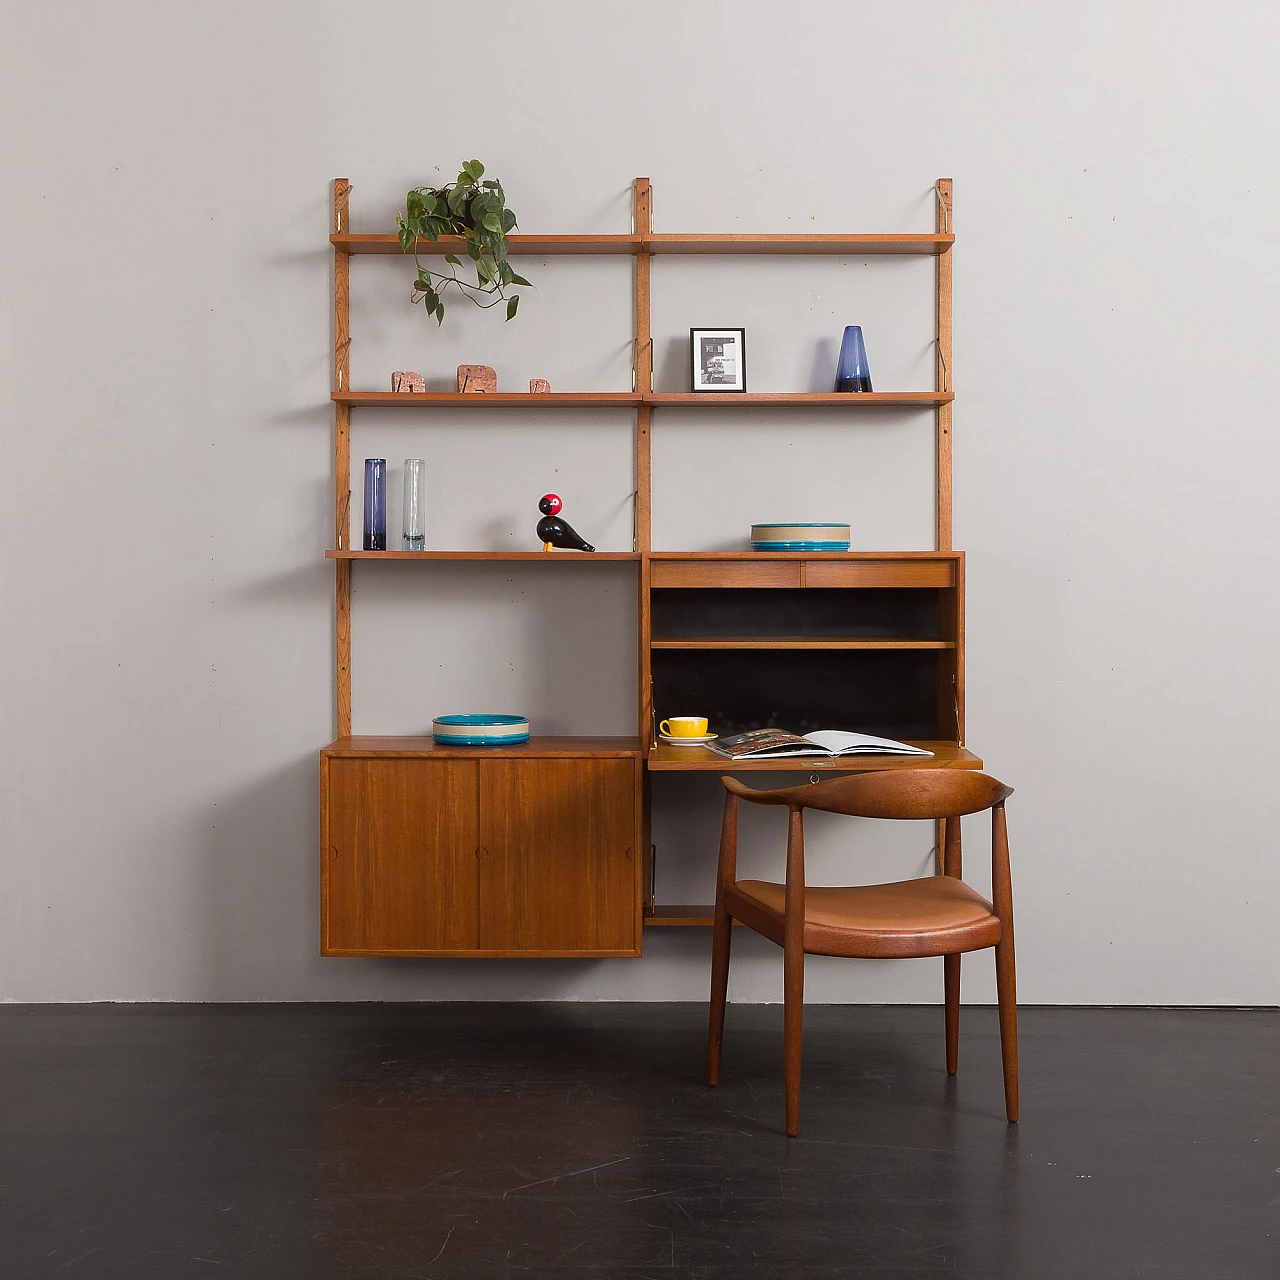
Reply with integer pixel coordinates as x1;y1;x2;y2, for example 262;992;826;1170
432;714;530;746
750;522;850;552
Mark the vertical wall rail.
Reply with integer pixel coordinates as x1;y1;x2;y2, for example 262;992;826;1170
334;178;353;738
634;179;654;746
935;177;953;552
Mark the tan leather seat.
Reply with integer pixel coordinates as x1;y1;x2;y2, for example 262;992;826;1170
736;875;996;932
728;876;1001;958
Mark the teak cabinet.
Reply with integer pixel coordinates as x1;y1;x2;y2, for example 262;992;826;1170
321;177;980;956
321;740;643;958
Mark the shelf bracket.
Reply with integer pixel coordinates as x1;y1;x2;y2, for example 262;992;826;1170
935;339;949;393
933;180;951;234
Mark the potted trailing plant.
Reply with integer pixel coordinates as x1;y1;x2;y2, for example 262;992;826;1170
396;160;531;326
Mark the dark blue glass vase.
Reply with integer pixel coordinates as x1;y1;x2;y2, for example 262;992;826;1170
834;326;873;393
363;458;386;551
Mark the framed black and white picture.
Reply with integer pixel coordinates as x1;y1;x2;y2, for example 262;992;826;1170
690;327;747;393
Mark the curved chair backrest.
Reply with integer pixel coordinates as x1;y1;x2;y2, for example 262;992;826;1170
722;769;1012;819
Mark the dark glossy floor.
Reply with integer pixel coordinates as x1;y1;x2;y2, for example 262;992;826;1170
1;1004;1276;1279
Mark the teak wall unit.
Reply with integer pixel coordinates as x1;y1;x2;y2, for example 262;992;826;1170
322;177;980;957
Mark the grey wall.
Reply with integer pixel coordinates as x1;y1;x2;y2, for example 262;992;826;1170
2;1;1277;1004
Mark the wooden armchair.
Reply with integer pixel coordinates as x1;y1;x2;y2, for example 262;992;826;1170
708;769;1017;1136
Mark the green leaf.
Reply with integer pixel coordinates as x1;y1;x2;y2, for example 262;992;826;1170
506;294;519;321
481;212;504;234
465;159;485;180
466;239;481;260
444;253;462;267
498;260;514;285
509;271;532;287
476;256;495;284
481;180;499;189
435;300;445;325
501;208;517;233
398;224;415;252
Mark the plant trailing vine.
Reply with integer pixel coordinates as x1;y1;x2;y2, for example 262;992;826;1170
396;160;531;326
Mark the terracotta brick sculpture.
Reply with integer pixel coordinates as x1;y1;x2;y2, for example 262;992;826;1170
457;365;497;393
529;378;552;393
391;371;426;393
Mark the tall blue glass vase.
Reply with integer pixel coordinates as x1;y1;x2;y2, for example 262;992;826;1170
834;326;873;393
363;458;386;551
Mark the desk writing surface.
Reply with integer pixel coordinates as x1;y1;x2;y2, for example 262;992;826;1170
645;741;981;771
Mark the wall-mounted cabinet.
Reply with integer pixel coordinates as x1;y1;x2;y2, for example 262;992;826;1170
321;740;643;958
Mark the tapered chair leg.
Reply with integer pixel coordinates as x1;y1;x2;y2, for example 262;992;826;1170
944;953;960;1075
707;904;732;1087
783;945;804;1136
990;801;1018;1122
994;935;1019;1122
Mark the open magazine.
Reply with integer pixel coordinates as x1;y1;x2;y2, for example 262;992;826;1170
708;729;932;760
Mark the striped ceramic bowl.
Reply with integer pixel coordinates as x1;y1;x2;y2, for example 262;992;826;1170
432;714;531;746
750;522;851;552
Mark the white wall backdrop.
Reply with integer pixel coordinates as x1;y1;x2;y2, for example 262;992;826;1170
2;1;1277;1004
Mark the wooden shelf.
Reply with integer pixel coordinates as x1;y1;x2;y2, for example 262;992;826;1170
332;233;642;256
647;551;957;560
324;736;642;759
326;550;640;561
650;637;954;650
646;233;952;256
331;232;952;257
644;905;742;928
645;391;952;406
646;741;981;772
333;391;950;409
332;392;641;408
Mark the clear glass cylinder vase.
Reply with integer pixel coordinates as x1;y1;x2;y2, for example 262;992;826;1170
402;458;426;551
363;458;386;551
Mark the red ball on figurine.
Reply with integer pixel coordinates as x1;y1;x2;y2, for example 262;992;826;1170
538;493;563;516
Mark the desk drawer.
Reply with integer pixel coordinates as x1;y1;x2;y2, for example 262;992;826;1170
804;560;956;589
650;560;803;589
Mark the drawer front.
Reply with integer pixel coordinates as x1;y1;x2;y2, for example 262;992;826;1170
650;560;803;589
804;560;956;589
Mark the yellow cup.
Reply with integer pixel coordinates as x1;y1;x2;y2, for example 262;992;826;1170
660;717;709;738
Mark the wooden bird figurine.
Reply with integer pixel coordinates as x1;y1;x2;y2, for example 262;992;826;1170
537;493;595;552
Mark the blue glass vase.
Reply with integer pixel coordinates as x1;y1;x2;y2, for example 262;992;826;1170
834;326;873;393
363;458;386;551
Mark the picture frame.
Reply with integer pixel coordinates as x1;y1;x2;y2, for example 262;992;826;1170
690;327;747;393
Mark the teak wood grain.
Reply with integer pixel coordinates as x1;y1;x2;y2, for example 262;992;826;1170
325;550;641;562
322;757;480;954
333;178;352;736
936;178;954;551
331;391;950;409
322;737;641;759
320;749;643;958
479;759;640;954
333;392;643;408
329;232;953;256
650;560;803;589
648;637;955;650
